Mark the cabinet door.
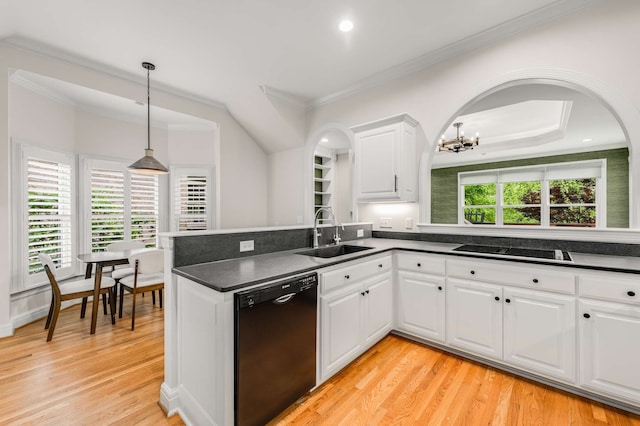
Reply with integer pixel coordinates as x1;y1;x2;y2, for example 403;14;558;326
447;278;502;360
320;284;363;380
356;125;398;200
397;271;445;342
579;299;640;403
503;288;576;383
363;272;393;346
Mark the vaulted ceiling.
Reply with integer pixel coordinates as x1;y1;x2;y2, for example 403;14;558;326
1;0;599;153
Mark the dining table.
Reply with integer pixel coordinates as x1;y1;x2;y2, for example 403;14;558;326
77;249;146;334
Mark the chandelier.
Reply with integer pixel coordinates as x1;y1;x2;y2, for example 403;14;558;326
438;122;479;153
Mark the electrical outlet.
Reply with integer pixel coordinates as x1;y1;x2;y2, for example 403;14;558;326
239;240;254;252
380;217;392;228
405;218;413;229
357;229;364;238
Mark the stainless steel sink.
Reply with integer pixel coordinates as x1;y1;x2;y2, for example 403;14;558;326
298;245;374;259
452;244;572;262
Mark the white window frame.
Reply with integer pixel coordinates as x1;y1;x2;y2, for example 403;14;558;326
458;159;606;228
79;156;167;253
11;140;77;292
169;165;214;232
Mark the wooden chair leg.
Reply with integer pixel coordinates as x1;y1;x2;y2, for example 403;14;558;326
80;297;88;318
151;291;156;305
45;297;54;330
102;293;107;315
159;289;163;308
119;286;125;319
131;291;137;331
47;298;62;342
109;288;116;325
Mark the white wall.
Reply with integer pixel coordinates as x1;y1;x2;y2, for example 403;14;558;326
279;0;640;231
267;147;305;225
0;43;268;336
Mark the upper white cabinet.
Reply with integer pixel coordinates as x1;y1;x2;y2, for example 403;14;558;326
352;113;418;202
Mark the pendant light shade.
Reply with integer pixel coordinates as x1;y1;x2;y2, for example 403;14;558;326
129;62;168;174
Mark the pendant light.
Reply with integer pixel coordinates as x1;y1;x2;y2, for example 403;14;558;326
128;62;169;174
438;122;480;153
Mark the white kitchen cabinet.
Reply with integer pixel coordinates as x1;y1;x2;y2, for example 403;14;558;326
446;258;577;383
503;287;575;382
319;254;392;381
363;273;393;346
352;113;418;202
320;282;364;379
447;278;503;360
578;271;640;405
395;251;446;343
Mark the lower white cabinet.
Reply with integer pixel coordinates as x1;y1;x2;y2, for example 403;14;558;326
396;270;445;342
447;278;576;383
447;278;503;360
503;287;575;382
579;298;640;404
319;255;392;382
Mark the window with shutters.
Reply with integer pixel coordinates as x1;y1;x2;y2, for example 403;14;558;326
12;143;76;291
170;166;213;232
82;158;160;252
458;159;605;227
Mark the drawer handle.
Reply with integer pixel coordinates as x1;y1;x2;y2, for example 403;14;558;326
628;291;636;297
345;274;350;279
361;291;366;296
438;286;443;291
532;278;539;284
417;263;421;267
505;298;511;303
583;313;591;319
378;264;383;268
470;270;476;275
366;290;370;294
494;296;500;301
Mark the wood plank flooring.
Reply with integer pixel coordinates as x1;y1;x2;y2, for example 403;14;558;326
0;294;184;426
3;299;640;426
271;335;640;426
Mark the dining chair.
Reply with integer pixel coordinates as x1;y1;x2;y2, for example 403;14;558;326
119;249;164;331
39;253;116;342
106;241;159;306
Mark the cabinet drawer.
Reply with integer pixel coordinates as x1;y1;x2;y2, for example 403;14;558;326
396;252;445;275
446;259;575;294
321;255;392;293
579;273;640;305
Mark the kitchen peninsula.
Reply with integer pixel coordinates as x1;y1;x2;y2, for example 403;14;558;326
159;224;640;425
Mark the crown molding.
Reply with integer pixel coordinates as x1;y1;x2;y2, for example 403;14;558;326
10;71;77;108
309;0;601;109
1;36;228;112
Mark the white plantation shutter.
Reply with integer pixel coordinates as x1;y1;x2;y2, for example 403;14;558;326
131;173;159;245
90;168;125;251
82;158;161;252
27;158;73;276
12;142;77;292
170;167;213;232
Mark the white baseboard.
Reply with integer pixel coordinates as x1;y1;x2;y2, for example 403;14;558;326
0;322;14;338
160;382;181;417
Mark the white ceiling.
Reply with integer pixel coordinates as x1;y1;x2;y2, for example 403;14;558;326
1;0;601;153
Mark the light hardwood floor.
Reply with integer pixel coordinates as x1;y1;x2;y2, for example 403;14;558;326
0;294;184;425
272;335;640;426
3;299;640;426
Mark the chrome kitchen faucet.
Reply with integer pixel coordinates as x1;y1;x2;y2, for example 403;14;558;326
313;207;343;248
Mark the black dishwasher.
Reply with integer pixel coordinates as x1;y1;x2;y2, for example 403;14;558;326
234;272;318;426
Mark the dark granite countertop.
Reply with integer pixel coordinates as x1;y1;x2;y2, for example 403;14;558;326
172;237;640;293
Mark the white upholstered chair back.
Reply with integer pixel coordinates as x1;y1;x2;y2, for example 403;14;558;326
129;249;164;275
106;241;146;252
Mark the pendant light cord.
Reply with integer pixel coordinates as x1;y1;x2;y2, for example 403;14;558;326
147;66;151;150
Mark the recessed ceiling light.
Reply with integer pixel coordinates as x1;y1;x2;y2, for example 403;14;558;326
582;138;593;142
339;19;354;32
320;137;329;142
